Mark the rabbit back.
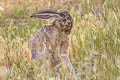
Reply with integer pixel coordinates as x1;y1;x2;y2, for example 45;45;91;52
31;24;62;61
31;25;47;60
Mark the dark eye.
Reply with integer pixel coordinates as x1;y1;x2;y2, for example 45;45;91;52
63;19;66;22
66;20;71;26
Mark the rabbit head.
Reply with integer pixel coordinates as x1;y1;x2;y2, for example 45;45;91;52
31;9;73;35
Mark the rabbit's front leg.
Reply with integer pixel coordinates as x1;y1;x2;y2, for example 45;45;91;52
60;38;74;73
61;54;73;72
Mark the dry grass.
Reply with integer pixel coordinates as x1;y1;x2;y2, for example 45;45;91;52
0;0;120;80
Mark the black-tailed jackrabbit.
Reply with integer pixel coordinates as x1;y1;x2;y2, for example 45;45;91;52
30;9;74;73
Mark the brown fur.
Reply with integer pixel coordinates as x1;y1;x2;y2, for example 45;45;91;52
30;9;74;73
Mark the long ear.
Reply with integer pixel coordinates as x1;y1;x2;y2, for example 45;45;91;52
30;9;60;19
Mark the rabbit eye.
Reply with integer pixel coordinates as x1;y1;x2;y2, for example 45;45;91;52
63;19;66;22
66;20;71;26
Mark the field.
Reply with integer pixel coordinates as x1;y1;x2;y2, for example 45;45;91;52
0;0;120;80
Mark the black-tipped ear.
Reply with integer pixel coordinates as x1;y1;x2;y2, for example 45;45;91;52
33;9;58;14
30;14;59;19
30;9;60;19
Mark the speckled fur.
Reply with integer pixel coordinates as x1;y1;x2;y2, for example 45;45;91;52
30;9;74;72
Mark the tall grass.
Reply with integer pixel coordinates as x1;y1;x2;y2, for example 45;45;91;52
0;0;120;80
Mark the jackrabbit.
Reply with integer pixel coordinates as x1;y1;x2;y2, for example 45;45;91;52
30;9;74;73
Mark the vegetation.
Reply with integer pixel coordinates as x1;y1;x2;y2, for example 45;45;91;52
0;0;120;80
